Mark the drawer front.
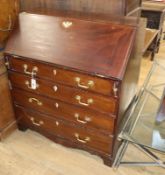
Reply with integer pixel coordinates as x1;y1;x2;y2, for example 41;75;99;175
6;56;119;97
15;106;113;154
9;72;117;114
12;88;115;134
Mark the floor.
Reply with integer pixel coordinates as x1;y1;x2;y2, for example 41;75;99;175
0;39;165;175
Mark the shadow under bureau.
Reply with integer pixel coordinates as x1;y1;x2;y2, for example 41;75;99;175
4;13;139;166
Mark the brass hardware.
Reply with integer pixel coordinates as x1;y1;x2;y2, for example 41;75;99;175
55;121;59;126
75;77;94;89
29;98;43;106
53;85;58;92
5;62;10;69
95;74;106;78
25;80;39;90
74;113;91;124
53;69;57;75
113;82;118;97
62;21;73;28
13;55;20;58
74;133;90;143
30;117;44;126
75;95;93;106
55;103;59;108
5;56;10;69
8;80;12;90
23;64;38;75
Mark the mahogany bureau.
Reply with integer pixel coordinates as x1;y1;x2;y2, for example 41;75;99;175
4;13;138;166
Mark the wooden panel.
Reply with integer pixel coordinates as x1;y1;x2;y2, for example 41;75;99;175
0;72;15;129
0;57;6;75
9;72;118;114
0;55;16;140
0;0;19;47
20;0;124;15
11;86;117;114
142;28;159;53
11;87;115;133
0;120;17;141
111;18;146;162
7;58;118;96
15;105;114;154
5;13;136;80
12;87;117;119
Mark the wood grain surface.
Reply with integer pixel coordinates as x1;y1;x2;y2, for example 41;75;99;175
5;13;136;80
0;0;19;47
12;88;116;134
0;71;16;140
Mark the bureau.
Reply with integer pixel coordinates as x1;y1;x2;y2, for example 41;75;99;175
4;13;138;166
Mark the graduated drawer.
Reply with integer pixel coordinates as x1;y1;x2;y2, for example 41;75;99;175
9;72;117;114
12;88;115;134
15;106;114;155
6;55;120;97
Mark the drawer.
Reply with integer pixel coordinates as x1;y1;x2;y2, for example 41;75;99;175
12;88;115;134
15;106;114;154
6;55;120;97
9;72;118;114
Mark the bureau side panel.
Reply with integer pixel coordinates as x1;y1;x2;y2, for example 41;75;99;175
111;18;146;162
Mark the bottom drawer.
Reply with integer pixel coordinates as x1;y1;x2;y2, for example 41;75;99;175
15;106;114;155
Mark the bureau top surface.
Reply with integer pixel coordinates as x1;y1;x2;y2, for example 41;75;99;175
5;13;136;80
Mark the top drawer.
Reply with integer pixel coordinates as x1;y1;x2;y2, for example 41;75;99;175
5;55;120;97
